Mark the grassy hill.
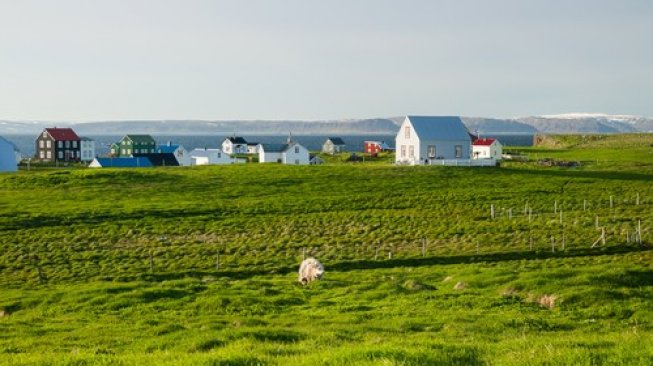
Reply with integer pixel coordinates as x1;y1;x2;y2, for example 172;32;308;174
0;134;652;365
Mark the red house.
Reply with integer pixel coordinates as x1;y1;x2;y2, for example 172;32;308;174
363;141;393;154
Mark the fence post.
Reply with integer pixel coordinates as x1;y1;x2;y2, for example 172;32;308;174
583;199;587;211
554;201;557;214
610;195;613;209
491;204;495;219
602;228;606;246
636;193;640;205
149;251;154;273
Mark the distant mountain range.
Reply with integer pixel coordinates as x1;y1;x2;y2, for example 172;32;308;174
1;113;651;136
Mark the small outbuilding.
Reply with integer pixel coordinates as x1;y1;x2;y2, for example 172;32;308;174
472;138;503;160
322;137;346;155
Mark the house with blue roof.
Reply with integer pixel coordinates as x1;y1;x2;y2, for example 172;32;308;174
157;142;191;166
395;116;473;165
258;142;309;164
88;157;153;168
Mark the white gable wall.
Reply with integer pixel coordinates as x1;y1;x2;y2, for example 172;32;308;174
395;117;420;165
283;143;310;165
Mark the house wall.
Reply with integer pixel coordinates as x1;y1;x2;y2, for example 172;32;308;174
419;139;470;162
472;142;502;160
283;144;310;165
80;140;96;161
259;151;283;163
0;139;17;172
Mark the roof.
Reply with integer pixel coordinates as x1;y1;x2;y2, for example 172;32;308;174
405;116;471;141
0;136;19;152
124;134;155;143
226;137;247;144
157;144;181;154
260;143;289;153
133;153;179;166
93;157;153;168
45;128;79;141
326;137;346;145
247;142;259;146
472;138;497;146
190;148;221;158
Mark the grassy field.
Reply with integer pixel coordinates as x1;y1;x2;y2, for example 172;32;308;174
0;134;652;365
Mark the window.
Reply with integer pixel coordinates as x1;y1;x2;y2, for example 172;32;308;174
65;141;70;148
72;141;77;148
42;131;47;138
121;149;126;155
405;126;410;139
401;145;406;158
58;141;63;148
46;140;51;148
40;151;44;159
46;151;51;159
455;145;463;158
58;151;63;159
427;145;436;158
218;153;221;158
409;146;414;158
39;140;44;148
295;146;299;153
127;149;132;155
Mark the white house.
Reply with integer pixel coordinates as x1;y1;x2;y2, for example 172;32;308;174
80;137;96;162
322;137;346;155
258;142;310;165
472;138;503;160
158;143;191;166
0;136;19;172
189;148;234;165
222;137;248;155
395;116;472;165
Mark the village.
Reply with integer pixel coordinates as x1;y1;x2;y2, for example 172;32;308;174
0;116;503;171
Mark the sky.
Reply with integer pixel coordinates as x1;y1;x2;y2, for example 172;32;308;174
0;0;652;121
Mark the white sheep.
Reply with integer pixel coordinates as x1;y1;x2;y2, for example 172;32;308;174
298;258;324;284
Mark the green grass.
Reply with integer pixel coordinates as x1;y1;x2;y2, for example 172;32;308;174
0;133;652;365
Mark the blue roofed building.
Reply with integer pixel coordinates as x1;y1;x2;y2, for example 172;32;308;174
395;116;473;165
88;157;153;168
157;142;191;166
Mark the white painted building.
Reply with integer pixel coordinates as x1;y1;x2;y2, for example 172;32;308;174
258;142;310;164
0;136;19;172
189;148;234;166
158;143;191;166
80;137;96;162
222;137;248;155
246;143;259;154
395;116;472;165
472;138;503;160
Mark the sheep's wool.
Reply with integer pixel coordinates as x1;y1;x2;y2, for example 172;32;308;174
298;258;324;284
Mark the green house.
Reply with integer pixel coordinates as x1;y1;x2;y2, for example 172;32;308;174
114;135;156;157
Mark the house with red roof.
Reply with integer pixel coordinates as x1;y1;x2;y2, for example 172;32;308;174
472;138;502;160
35;127;81;162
